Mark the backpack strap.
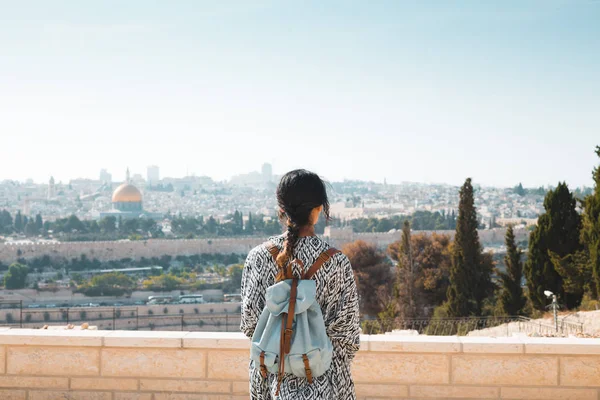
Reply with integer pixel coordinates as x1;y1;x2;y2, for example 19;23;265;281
264;241;280;260
303;248;340;280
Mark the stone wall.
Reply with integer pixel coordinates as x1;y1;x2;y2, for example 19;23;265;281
0;227;527;264
0;329;597;399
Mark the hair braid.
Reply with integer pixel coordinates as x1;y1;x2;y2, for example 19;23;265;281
276;221;300;281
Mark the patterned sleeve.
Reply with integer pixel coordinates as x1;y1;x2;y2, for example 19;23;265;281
240;247;264;338
323;253;361;359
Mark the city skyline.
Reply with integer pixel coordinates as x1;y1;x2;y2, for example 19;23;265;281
1;1;599;187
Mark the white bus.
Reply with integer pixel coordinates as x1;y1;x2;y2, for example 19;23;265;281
177;294;205;304
147;296;173;305
223;293;242;303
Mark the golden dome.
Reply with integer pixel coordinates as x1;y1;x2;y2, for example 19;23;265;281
112;183;142;203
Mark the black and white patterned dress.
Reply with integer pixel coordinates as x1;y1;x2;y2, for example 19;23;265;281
240;235;361;400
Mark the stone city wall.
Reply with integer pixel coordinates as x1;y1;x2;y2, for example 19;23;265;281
0;330;597;399
0;227;526;264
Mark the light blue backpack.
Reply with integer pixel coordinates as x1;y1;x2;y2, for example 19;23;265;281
250;241;340;394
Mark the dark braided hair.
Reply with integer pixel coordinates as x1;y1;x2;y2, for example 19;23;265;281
275;169;330;279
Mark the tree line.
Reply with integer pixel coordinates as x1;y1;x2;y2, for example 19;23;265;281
345;146;600;329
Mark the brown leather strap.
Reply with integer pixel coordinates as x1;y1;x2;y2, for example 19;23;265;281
302;354;313;384
276;316;286;396
304;248;340;279
283;279;298;354
259;351;268;378
264;241;279;260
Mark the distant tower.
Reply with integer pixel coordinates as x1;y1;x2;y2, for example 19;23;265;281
262;163;273;183
126;167;131;183
48;176;56;199
384;178;387;186
99;169;112;184
147;165;160;186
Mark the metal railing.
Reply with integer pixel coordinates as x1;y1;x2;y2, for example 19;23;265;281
361;316;584;337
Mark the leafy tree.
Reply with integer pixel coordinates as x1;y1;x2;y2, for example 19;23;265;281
581;146;600;297
99;216;117;233
497;226;527;315
143;274;184;291
445;178;494;317
4;263;29;289
525;182;583;310
389;231;453;318
342;240;392;316
24;219;38;237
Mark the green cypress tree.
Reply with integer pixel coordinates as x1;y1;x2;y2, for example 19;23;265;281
498;226;527;315
395;220;416;319
14;211;23;233
446;178;491;316
581;146;600;297
525;182;583;310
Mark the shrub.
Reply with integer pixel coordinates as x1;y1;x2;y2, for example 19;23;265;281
148;310;154;315
6;313;13;324
163;307;169;314
130;311;135;317
80;311;87;320
115;310;122;318
25;314;32;323
179;309;184;314
61;311;68;320
210;308;214;314
43;312;51;322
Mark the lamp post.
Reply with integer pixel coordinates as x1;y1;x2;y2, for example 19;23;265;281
544;290;558;333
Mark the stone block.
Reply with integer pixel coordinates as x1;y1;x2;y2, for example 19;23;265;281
71;377;138;391
7;346;100;376
410;385;499;398
183;332;250;349
104;331;186;348
526;338;600;355
452;355;557;386
355;383;409;397
353;353;449;384
0;376;68;389
560;356;600;387
460;337;524;353
140;379;229;393
114;395;153;400
102;348;206;378
368;336;461;353
29;392;112;400
231;381;249;395
501;387;598;399
0;390;26;400
207;351;249;380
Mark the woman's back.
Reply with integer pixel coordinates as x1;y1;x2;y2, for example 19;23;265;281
241;234;360;399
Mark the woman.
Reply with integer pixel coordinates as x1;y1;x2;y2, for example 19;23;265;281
240;169;361;399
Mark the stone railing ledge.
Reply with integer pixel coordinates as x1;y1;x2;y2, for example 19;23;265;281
0;328;111;347
524;336;600;355
183;331;250;349
367;334;461;353
460;335;525;354
104;330;188;348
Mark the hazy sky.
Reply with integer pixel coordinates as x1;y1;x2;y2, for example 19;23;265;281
1;1;599;187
